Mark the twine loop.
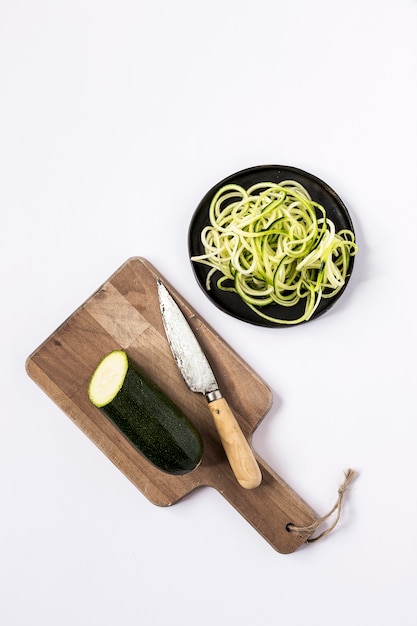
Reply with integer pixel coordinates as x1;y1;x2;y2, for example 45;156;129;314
287;469;357;543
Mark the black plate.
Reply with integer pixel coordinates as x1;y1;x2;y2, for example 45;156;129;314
188;165;356;327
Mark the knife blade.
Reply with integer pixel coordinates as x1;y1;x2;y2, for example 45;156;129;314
157;279;262;489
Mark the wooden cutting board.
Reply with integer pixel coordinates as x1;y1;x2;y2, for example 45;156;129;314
26;257;318;553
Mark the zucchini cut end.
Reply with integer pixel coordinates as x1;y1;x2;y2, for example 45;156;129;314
88;350;129;407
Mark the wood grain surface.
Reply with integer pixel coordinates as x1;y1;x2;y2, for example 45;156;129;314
26;257;318;553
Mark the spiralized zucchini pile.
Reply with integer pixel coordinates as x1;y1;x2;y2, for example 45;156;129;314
191;180;358;324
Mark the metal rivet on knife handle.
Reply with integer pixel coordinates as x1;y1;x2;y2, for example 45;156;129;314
157;279;262;490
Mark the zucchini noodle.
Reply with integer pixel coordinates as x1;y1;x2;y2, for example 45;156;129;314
191;180;358;325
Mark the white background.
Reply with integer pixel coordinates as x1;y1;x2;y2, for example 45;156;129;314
1;1;416;624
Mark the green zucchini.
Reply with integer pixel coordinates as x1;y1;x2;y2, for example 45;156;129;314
88;350;203;475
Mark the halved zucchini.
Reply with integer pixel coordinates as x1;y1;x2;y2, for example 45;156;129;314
88;350;203;475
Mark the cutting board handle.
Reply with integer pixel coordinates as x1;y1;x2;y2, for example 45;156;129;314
216;455;318;553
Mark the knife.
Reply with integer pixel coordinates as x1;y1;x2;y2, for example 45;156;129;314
157;279;262;489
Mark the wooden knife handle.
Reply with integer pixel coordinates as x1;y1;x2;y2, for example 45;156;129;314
208;397;262;489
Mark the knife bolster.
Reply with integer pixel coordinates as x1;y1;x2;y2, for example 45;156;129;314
206;389;222;402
